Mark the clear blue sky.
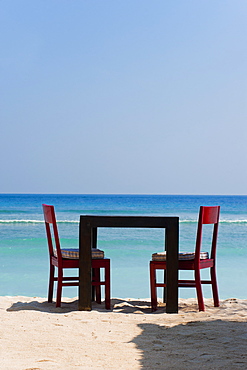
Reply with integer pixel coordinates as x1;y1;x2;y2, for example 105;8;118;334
1;1;246;194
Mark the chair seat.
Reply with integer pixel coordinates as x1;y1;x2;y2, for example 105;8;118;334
152;251;209;261
54;248;105;259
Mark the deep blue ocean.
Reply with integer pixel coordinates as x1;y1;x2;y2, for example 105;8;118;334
0;194;246;301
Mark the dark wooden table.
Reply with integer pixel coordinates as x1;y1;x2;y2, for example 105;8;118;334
79;216;179;313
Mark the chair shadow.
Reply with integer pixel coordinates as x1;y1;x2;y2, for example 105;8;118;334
6;298;80;314
6;298;167;314
131;320;247;369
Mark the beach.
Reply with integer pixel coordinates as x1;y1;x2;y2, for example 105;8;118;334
1;296;246;369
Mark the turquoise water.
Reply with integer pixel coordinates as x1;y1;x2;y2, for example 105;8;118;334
0;194;246;300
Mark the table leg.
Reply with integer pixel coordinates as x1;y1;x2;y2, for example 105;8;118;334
79;218;92;311
91;227;98;300
165;220;179;313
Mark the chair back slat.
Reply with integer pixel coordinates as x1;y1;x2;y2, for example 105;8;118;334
43;204;55;224
201;206;220;224
195;206;220;263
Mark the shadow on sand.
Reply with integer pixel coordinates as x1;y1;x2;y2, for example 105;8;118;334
6;297;203;314
131;320;247;369
6;297;159;314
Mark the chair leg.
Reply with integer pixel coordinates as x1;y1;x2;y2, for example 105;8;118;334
91;285;95;302
94;268;101;304
150;262;158;311
163;269;166;303
195;269;204;311
211;266;220;307
48;264;55;303
56;267;63;308
91;268;97;302
105;261;111;310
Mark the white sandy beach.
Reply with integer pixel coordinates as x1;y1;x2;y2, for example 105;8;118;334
0;296;246;369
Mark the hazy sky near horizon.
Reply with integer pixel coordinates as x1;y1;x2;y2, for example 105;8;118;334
1;1;246;195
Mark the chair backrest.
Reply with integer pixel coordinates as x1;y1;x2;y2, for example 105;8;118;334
195;206;220;262
42;204;62;260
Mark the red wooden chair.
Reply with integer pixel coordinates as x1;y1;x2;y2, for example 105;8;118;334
42;204;110;309
150;206;220;312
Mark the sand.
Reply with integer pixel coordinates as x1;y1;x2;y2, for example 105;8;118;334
0;296;246;370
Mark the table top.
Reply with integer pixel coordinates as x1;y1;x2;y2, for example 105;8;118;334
79;215;179;228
